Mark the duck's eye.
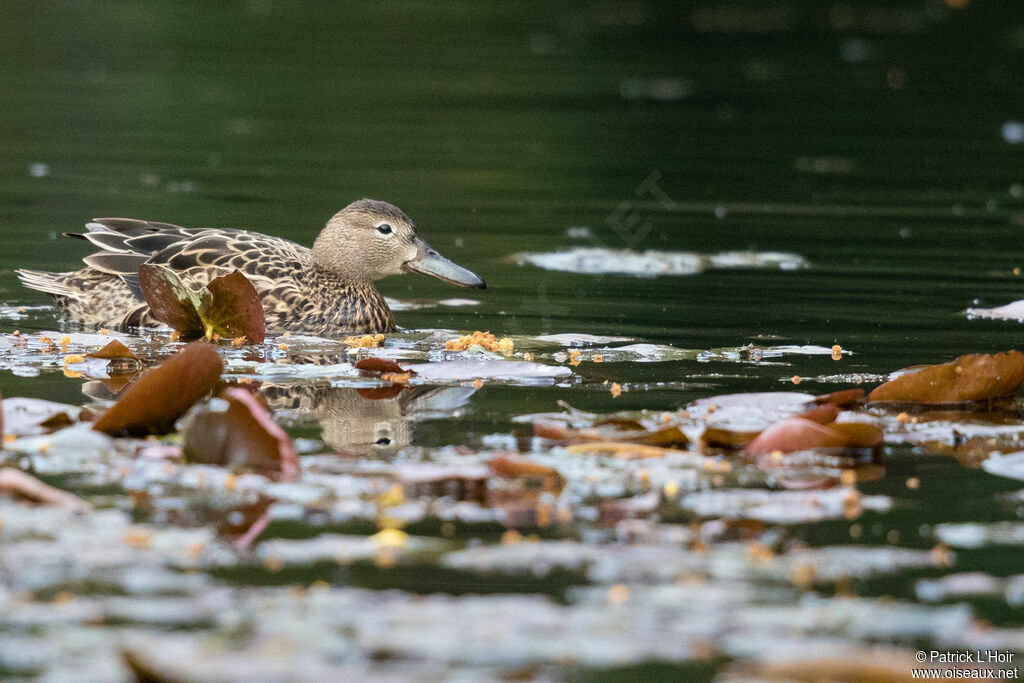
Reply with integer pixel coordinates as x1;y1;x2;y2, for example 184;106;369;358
376;224;393;235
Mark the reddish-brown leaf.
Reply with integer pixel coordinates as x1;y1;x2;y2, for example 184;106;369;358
92;343;223;436
355;357;411;374
138;264;205;337
183;388;299;480
809;388;865;409
799;403;840;425
205;271;266;344
868;351;1024;404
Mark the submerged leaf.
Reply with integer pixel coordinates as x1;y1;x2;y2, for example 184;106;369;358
868;351;1024;404
92;343;224;436
183;388;299;479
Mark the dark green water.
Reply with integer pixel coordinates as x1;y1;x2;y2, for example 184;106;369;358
1;1;1024;679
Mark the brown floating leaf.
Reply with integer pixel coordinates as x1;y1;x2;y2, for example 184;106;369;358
204;271;266;344
868;350;1024;404
799;403;839;425
355;357;414;375
746;417;883;456
0;468;89;511
139;265;266;343
809;388;866;409
92;343;224;436
183;388;299;480
85;339;139;361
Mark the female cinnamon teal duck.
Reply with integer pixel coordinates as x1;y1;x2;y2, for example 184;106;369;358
16;199;485;336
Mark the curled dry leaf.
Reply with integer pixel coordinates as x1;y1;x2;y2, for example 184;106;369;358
139;265;265;343
183;388;300;480
746;416;883;456
868;350;1024;404
92;342;224;436
0;468;89;511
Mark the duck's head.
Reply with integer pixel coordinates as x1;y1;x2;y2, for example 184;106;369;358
311;199;485;289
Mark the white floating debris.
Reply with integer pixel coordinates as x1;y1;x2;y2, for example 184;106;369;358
966;299;1024;321
411;359;571;384
516;247;808;277
1002;120;1024;145
29;162;50;178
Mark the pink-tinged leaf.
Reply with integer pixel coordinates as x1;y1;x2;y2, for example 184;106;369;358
92;343;224;436
868;351;1024;404
746;417;849;455
183;388;299;480
205;271;265;344
0;468;89;511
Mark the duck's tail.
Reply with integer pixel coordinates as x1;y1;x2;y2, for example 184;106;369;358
15;269;77;299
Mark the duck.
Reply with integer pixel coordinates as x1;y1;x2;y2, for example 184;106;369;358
16;199;485;336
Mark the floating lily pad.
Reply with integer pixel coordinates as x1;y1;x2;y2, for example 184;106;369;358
92;343;224;436
139;265;265;343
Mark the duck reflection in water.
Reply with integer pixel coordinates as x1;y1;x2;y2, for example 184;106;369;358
259;382;476;456
84;376;475;457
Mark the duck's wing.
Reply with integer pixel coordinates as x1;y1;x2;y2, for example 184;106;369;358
69;218;309;298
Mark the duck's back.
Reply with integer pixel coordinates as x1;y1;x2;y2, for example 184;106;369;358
18;218;316;330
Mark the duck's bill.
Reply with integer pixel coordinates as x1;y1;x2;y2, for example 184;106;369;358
403;238;486;289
